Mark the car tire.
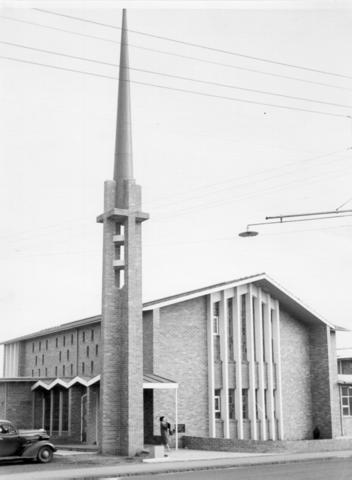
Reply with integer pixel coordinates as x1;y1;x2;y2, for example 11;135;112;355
37;446;54;463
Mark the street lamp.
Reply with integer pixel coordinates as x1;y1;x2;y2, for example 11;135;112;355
238;208;352;237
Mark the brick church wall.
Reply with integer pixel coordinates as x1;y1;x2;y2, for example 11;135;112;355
5;382;33;428
309;324;341;439
280;309;313;440
20;323;101;379
152;296;209;438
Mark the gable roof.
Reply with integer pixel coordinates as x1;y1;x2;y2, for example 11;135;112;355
1;273;341;345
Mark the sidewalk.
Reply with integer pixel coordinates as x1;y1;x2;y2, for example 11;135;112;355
3;448;352;479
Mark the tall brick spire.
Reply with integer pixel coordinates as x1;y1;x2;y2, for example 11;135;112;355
97;9;149;456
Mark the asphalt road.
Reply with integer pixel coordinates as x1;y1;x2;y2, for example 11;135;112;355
114;459;352;480
0;457;351;479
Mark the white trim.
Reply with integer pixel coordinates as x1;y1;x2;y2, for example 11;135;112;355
247;285;258;440
220;291;230;438
255;289;266;441
143;382;178;390
234;288;243;439
31;375;101;391
207;295;216;437
144;275;266;311
272;299;284;440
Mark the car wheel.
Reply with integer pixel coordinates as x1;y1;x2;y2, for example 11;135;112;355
37;446;53;463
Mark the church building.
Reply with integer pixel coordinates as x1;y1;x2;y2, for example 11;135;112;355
0;10;346;454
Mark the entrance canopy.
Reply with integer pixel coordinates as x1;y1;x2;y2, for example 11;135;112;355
143;373;178;390
143;373;179;450
31;375;100;391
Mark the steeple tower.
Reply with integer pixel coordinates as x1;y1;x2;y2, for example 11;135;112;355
114;10;133;183
97;9;149;456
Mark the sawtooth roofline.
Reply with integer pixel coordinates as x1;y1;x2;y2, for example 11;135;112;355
1;273;340;345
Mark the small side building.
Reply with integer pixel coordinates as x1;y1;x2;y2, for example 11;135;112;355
337;349;352;437
0;273;343;445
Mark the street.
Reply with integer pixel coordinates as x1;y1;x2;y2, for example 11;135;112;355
0;458;351;480
118;459;352;480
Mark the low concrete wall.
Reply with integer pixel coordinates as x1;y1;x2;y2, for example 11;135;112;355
183;436;352;453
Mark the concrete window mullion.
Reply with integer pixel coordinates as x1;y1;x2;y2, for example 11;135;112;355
207;295;215;437
220;290;230;438
59;390;63;436
254;289;266;440
272;300;284;439
264;296;275;440
50;390;54;436
234;288;243;439
247;285;257;440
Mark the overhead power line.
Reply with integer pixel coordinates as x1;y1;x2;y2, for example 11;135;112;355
34;8;352;81
149;149;350;209
1;15;351;93
0;55;349;119
2;40;351;110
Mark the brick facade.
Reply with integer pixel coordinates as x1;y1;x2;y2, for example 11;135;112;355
280;309;313;440
150;297;209;438
19;323;101;379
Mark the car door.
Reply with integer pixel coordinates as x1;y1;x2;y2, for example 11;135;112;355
0;423;21;457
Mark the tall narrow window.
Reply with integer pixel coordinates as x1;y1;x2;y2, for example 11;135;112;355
32;343;34;353
35;356;38;366
45;367;48;377
71;334;74;345
271;309;275;363
252;297;257;361
59;351;62;362
86;345;90;358
42;354;44;365
262;303;266;361
227;298;234;360
55;337;58;348
91;361;94;374
95;344;99;356
45;339;48;351
67;349;70;361
63;365;65;376
39;341;41;352
213;302;220;334
241;295;248;361
213;301;221;360
228;388;235;419
82;362;85;375
55;366;58;377
63;336;66;347
242;389;248;419
341;386;352;416
82;331;85;343
91;329;94;342
214;389;221;419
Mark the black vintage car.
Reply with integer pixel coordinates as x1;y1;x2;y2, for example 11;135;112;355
0;420;56;463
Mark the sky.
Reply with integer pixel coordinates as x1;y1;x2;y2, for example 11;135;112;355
1;0;352;368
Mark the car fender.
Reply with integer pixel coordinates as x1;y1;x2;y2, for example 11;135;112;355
21;440;56;458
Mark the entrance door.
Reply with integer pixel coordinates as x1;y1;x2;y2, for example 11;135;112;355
143;389;154;444
81;394;87;443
